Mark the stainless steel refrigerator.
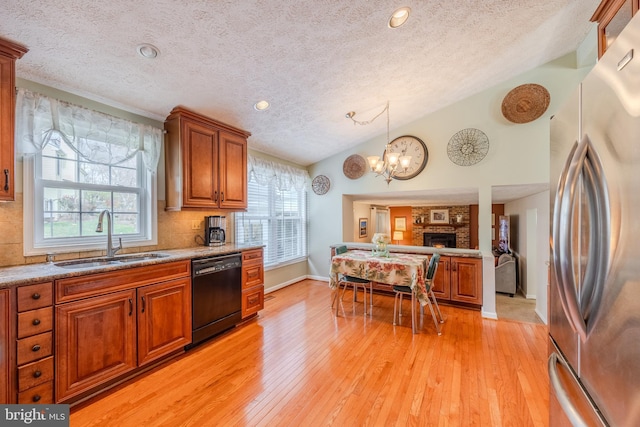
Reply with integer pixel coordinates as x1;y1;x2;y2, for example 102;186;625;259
549;13;640;427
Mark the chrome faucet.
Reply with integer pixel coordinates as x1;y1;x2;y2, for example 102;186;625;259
96;209;122;258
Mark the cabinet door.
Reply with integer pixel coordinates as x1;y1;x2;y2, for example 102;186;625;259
431;256;451;300
0;55;15;201
56;290;137;402
218;131;247;209
137;278;192;366
450;257;483;305
242;286;264;319
0;289;9;403
182;118;219;208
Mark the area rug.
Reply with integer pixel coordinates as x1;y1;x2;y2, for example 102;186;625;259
496;293;543;324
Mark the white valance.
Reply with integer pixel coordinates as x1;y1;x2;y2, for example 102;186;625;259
15;88;163;172
248;154;309;191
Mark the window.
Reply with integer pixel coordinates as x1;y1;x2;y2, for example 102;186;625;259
235;156;309;268
17;88;161;255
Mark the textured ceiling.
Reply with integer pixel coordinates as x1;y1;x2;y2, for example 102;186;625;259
2;0;598;167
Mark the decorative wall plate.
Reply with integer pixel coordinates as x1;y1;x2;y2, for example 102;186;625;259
447;128;489;166
312;175;330;195
343;154;367;179
501;83;550;124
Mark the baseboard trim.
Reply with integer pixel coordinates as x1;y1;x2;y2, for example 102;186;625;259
265;275;328;294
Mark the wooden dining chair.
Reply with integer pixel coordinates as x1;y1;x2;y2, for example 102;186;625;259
332;245;373;315
392;253;444;334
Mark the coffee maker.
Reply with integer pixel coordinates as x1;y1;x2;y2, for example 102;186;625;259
204;215;226;247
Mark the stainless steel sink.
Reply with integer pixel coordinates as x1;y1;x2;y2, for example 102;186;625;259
55;253;171;269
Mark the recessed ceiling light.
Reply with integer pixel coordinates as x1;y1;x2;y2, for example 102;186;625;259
388;7;411;28
137;43;160;59
254;100;270;111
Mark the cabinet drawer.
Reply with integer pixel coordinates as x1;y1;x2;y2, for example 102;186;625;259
242;264;264;289
242;286;264;318
18;381;53;404
242;249;263;265
18;356;54;392
17;282;53;312
17;331;52;365
17;307;53;339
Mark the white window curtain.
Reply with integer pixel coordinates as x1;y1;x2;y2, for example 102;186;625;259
15;88;163;172
248;154;309;190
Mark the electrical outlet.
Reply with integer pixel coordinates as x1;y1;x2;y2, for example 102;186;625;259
191;220;201;230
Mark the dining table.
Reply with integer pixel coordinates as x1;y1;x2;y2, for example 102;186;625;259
329;249;431;306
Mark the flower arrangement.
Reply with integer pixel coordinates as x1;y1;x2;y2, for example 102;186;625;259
371;233;390;257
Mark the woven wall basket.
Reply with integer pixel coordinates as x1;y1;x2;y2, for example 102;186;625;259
501;83;550;124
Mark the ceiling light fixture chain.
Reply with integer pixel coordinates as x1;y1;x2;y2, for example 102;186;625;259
345;101;411;185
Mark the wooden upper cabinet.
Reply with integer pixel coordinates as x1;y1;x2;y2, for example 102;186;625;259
219;131;248;209
164;106;251;211
0;37;28;202
592;0;640;58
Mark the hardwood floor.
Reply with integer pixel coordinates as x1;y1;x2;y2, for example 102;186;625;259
70;279;549;426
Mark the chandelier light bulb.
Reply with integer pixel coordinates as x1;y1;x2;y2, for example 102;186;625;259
387;152;400;167
399;155;412;169
367;156;380;170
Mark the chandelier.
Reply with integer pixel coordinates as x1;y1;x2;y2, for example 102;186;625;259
345;102;411;185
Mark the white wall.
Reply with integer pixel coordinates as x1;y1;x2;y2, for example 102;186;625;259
504;190;550;324
307;53;592;317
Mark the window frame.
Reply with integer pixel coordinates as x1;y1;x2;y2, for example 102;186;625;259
23;151;157;256
236;179;308;270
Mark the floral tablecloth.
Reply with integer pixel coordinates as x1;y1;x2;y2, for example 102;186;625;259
330;250;430;305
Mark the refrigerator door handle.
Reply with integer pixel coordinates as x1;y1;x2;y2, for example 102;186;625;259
553;134;611;341
549;352;607;427
554;138;588;340
579;140;610;323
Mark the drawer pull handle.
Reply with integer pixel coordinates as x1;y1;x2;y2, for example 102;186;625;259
32;394;41;402
32;293;41;300
32;344;41;352
129;299;133;316
32;318;41;326
141;296;146;313
33;370;42;378
3;169;8;191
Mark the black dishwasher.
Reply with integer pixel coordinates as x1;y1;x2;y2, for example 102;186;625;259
188;253;242;348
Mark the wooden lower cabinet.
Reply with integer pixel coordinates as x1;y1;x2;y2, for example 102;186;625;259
137;278;191;366
0;289;9;403
55;261;192;403
56;289;137;402
241;248;264;319
432;256;483;306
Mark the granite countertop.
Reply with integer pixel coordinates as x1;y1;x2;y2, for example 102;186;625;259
0;243;264;289
330;242;483;258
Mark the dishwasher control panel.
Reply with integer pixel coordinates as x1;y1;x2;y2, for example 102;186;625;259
192;253;242;276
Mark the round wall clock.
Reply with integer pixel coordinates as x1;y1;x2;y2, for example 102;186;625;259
386;135;429;180
447;128;489;166
311;175;330;195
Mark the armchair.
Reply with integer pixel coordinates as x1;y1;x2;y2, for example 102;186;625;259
495;253;516;297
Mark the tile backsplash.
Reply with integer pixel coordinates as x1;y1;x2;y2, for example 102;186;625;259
0;193;231;267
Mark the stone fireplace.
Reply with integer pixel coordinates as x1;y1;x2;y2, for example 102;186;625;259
423;232;457;248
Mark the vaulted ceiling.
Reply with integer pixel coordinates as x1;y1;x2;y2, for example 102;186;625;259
2;1;599;166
